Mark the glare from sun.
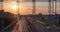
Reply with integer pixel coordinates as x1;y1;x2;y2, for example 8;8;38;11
12;5;17;10
10;1;28;15
11;1;17;10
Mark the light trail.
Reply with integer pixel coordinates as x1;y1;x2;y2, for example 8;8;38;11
13;17;30;32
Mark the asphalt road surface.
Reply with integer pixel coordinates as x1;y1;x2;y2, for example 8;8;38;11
0;16;60;32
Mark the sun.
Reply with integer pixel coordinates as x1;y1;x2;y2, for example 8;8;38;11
11;2;23;10
12;5;17;10
10;1;28;15
11;1;17;10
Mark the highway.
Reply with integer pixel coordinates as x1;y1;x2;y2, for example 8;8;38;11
1;16;60;32
26;17;57;32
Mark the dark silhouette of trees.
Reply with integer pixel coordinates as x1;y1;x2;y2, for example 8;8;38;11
4;12;16;26
0;10;17;29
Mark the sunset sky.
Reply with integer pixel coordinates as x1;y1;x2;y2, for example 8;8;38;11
0;0;60;15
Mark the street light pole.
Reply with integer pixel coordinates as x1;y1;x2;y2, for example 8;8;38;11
53;0;57;15
32;0;35;15
51;0;57;15
49;0;51;15
0;0;3;10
